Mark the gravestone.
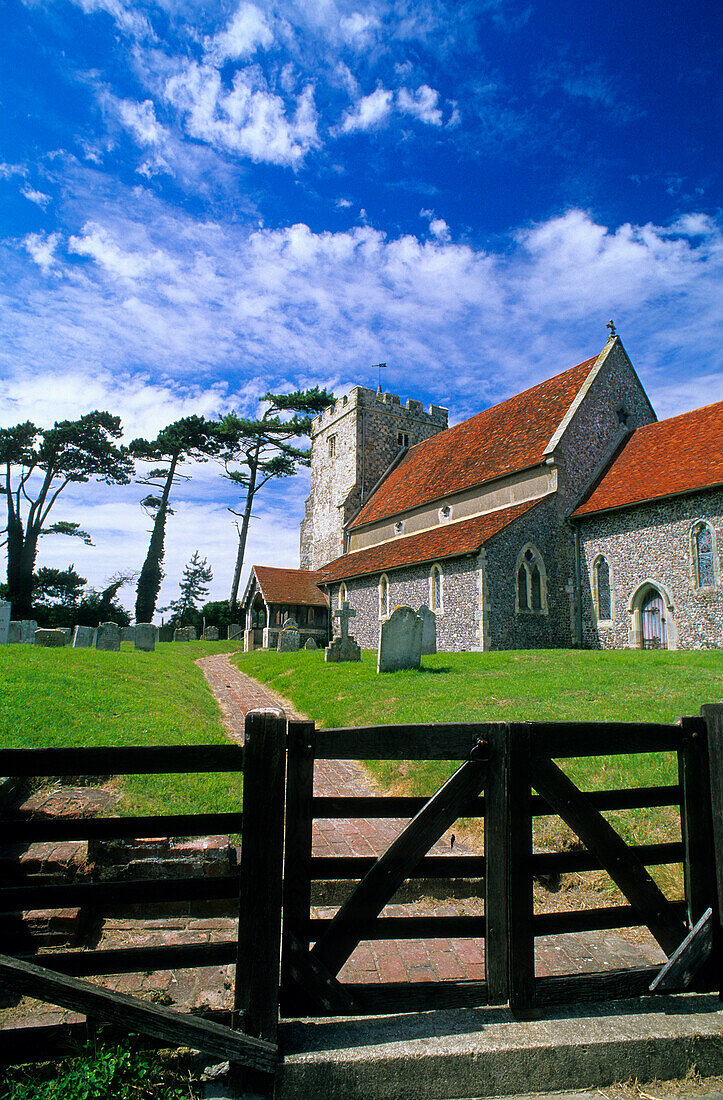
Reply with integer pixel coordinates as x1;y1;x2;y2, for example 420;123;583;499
173;627;188;642
8;622;21;644
186;626;197;641
96;622;121;651
34;628;66;647
61;627;73;646
277;617;300;652
228;624;243;641
134;623;156;652
325;601;361;663
20;620;38;645
418;604;437;655
72;625;95;648
203;626;219;641
378;605;422;673
304;637;317;650
121;626;136;643
0;600;10;645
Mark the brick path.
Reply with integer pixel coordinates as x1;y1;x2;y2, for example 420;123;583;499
197;654;666;985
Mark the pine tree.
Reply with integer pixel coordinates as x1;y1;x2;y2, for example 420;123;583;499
169;551;213;626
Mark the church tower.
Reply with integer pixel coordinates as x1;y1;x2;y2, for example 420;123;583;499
300;386;448;570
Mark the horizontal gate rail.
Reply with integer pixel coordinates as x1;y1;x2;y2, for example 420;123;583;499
0;811;244;844
0;874;241;911
13;941;238;977
0;743;245;776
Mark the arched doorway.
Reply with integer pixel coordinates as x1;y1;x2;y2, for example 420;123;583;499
641;588;667;649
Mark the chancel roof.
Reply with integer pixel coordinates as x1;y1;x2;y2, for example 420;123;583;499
573;400;723;518
320;500;539;583
252;565;328;607
349;354;599;530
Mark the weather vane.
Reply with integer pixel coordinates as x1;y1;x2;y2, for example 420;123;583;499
606;319;617;338
373;362;387;393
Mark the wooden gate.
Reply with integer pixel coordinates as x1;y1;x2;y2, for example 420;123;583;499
280;710;722;1017
0;711;287;1089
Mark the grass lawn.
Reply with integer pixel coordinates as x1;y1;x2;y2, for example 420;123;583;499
0;642;243;817
234;646;723;872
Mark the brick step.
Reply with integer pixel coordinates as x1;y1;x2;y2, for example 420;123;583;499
0;840;89;885
0;907;86;950
90;836;235;881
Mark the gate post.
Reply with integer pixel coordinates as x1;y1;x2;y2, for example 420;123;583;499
280;719;316;1016
701;704;723;998
234;708;287;1089
485;724;510;1004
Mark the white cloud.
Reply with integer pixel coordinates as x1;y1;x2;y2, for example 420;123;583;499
24;231;61;272
336;197;353;208
164;62;319;165
21;186;52;208
397;84;443;125
205;3;273;64
339;12;380;47
117;98;165;146
68;0;154;40
340;87;394;132
0;162;28;179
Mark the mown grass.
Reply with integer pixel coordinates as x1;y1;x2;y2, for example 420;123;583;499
0;642;243;817
234;647;723;882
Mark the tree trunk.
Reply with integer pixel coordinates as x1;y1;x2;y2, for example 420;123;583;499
228;452;259;613
134;456;179;624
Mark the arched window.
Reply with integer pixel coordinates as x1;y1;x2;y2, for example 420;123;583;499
378;574;389;619
593;556;612;621
338;582;347;609
692;522;716;588
516;546;547;614
430;563;443;613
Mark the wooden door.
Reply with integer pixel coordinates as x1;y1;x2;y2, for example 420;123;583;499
642;589;667;649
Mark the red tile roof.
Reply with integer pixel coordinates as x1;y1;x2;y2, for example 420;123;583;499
349;355;599;529
319;500;539;582
573;400;723;518
253;566;329;607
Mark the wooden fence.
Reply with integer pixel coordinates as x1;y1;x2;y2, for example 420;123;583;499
0;704;722;1085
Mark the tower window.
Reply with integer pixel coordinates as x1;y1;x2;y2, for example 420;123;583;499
328;435;336;458
398;431;409;448
692;521;716;588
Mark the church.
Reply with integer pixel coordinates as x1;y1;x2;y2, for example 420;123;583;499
241;332;723;652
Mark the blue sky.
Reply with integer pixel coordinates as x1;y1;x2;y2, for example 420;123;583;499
1;0;721;617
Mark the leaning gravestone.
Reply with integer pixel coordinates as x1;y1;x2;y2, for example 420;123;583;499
418;604;437;655
277;618;300;652
121;626;136;643
61;627;73;646
325;601;361;663
72;625;95;648
8;622;21;644
203;626;219;641
0;600;10;645
20;620;38;645
378;605;423;673
134;623;156;652
304;637;317;650
34;628;66;648
96;622;120;651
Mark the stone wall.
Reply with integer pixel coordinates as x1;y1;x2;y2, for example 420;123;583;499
577;489;723;650
555;338;656;511
300;386;448;570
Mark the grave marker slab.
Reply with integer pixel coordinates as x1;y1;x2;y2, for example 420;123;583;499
203;626;219;641
20;620;38;645
121;626;136;643
134;623;156;652
0;601;10;645
418;604;437;655
277;617;300;652
304;638;317;650
34;628;66;648
72;626;95;648
378;605;422;673
325;601;361;663
228;623;243;641
96;622;120;651
8;622;21;644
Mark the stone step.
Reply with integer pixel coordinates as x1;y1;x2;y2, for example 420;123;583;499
0;907;86;950
0;840;90;884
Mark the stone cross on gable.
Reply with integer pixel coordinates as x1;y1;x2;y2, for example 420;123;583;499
334;600;356;641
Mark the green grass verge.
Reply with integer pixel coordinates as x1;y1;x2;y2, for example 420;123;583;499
233;647;723;864
0;642;243;817
0;1037;202;1099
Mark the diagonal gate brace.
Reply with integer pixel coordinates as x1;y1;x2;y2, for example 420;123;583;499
532;756;688;957
312;742;488;977
650;907;713;993
0;953;277;1075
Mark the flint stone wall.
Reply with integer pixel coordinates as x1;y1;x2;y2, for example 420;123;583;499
577;488;723;650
